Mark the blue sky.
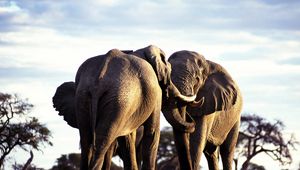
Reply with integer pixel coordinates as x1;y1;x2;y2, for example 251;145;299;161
1;0;300;169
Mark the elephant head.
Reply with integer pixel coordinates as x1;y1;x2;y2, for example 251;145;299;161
52;81;77;128
133;46;197;132
133;45;170;90
171;51;237;114
160;51;206;133
162;50;238;131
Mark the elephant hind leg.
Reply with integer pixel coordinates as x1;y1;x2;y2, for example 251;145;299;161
220;120;240;170
141;110;160;170
118;132;138;170
90;117;117;170
102;140;118;170
204;142;219;170
90;132;117;170
79;132;93;170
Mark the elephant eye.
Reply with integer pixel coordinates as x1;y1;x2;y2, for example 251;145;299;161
160;53;167;65
193;77;201;91
194;76;200;83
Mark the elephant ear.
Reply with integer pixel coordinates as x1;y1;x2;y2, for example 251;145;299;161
134;45;170;87
191;60;238;115
52;81;78;129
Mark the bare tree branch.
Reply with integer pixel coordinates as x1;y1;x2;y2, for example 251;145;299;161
235;114;299;170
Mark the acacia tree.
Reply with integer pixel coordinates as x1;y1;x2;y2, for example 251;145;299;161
157;127;177;163
0;92;52;169
156;127;179;170
235;114;298;170
156;127;206;170
50;153;80;170
12;151;45;170
50;153;122;170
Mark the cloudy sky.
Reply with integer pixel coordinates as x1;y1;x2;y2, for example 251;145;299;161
1;0;300;169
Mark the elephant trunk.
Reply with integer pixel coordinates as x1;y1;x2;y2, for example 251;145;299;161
162;96;195;133
161;81;197;133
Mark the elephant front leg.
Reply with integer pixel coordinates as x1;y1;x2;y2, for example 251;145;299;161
220;120;240;170
189;114;215;170
204;143;219;170
173;130;193;170
173;105;193;170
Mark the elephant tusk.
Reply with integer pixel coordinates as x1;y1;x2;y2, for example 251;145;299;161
190;97;204;107
176;93;197;103
168;79;197;103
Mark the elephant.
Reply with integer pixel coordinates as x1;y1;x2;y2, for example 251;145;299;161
51;81;144;169
52;45;195;170
162;50;243;170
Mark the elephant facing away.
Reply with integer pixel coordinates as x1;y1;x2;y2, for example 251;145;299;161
51;83;144;169
53;45;195;170
162;51;243;170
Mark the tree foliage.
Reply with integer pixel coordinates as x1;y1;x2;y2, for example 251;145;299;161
235;114;299;170
50;153;123;170
50;153;80;170
246;162;266;170
0;92;52;168
157;127;177;163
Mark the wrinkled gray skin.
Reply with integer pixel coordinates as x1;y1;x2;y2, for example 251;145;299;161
51;90;143;170
162;51;243;170
53;45;195;170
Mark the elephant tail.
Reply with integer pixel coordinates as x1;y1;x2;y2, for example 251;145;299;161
90;84;105;150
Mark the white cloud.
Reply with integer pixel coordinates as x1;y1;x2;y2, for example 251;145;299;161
1;0;297;35
0;1;20;13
